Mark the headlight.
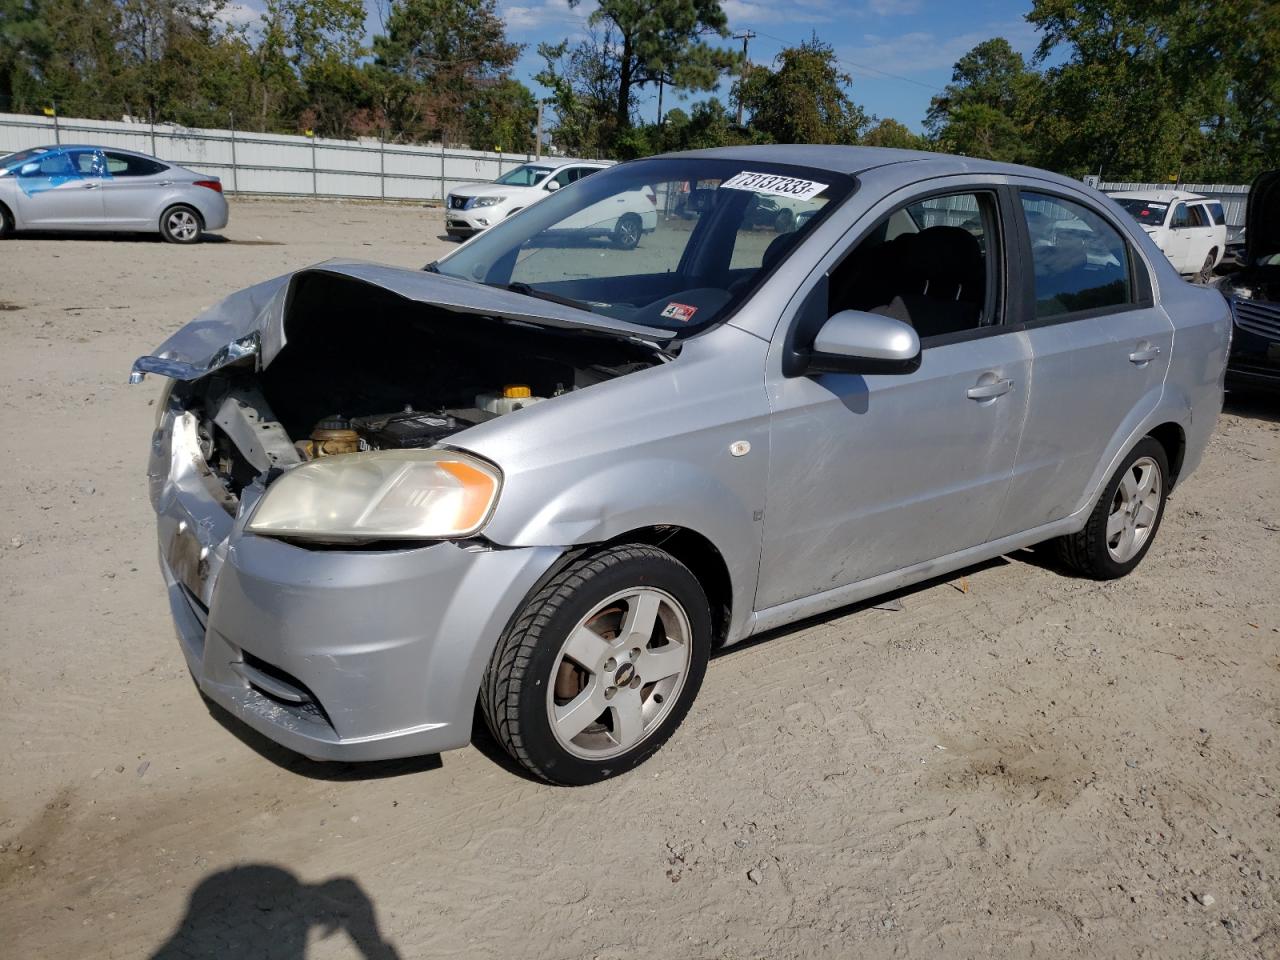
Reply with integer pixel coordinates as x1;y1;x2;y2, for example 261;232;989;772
472;196;505;207
248;450;501;543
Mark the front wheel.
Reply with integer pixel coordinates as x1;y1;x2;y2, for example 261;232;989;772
160;205;203;244
1056;437;1169;579
481;544;711;785
0;203;13;238
611;213;642;250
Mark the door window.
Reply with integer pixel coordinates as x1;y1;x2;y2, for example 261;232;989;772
1020;192;1131;318
1170;203;1192;228
549;166;595;189
827;191;1000;341
1187;204;1209;227
103;151;167;176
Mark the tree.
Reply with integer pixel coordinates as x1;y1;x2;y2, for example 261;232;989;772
571;0;739;130
0;0;50;110
737;36;870;144
860;117;927;150
464;76;536;152
924;38;1041;163
372;0;522;144
535;32;625;157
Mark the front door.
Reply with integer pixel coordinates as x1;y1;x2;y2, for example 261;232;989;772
996;186;1174;537
13;148;106;228
757;186;1032;609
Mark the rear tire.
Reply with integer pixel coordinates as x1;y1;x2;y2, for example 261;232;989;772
1195;248;1217;283
481;544;711;785
611;213;643;250
160;204;203;244
1056;437;1169;579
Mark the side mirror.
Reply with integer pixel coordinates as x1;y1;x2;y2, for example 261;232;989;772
19;162;39;176
545;180;560;191
807;310;921;375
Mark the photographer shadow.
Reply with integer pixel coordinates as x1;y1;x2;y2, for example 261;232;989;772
150;864;400;959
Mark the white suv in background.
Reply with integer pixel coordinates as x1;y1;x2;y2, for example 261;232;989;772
444;160;611;238
1110;189;1228;281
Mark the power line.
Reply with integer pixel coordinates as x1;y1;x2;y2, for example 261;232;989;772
732;29;756;126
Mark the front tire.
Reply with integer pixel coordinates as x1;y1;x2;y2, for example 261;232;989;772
160;204;203;244
1057;437;1169;579
481;544;711;785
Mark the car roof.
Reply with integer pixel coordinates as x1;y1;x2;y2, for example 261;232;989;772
528;158;612;170
649;144;1109;191
19;144;167;162
1109;189;1209;204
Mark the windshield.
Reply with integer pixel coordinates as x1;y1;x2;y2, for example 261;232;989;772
494;164;554;187
434;157;853;334
1115;197;1169;227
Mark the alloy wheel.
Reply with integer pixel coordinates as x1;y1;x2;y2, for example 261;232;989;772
547;587;692;760
167;209;199;242
1106;455;1162;563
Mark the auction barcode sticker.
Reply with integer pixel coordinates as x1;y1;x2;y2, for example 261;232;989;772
719;171;829;201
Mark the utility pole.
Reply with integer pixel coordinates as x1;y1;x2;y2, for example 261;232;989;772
733;30;756;127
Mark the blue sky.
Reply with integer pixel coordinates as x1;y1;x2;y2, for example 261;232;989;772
222;0;1048;133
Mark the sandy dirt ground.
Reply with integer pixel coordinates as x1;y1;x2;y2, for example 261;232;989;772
1;199;1278;960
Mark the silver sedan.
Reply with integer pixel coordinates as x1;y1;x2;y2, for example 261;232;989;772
0;144;228;243
134;146;1230;784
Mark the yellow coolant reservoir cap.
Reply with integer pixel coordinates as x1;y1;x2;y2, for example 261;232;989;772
502;384;533;399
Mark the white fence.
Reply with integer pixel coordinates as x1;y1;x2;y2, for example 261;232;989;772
0;111;590;202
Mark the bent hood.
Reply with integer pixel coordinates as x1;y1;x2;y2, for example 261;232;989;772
130;260;672;382
1246;170;1279;264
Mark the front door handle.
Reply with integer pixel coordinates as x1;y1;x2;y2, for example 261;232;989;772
967;378;1014;400
1129;344;1161;364
83;181;99;189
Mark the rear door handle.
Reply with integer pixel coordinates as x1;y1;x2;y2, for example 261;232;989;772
1129;345;1161;364
83;181;99;189
967;378;1014;400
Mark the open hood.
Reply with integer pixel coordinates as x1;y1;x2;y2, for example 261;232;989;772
1246;170;1280;265
131;260;672;382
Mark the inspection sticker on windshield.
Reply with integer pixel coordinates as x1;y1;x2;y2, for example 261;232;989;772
660;302;698;322
719;171;828;201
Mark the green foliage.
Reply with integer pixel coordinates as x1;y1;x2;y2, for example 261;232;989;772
572;0;738;129
737;35;870;144
924;38;1041;163
860;118;928;150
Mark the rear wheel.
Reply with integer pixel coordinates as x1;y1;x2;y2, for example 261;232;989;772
160;204;203;244
1056;437;1169;579
481;544;711;785
611;213;643;250
1195;248;1217;283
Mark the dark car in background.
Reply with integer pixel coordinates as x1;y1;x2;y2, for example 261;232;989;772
1217;170;1280;391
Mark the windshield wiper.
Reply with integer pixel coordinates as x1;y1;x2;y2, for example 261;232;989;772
496;281;595;313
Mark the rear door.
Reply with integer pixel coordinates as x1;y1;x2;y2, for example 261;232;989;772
995;186;1173;538
100;151;171;228
12;148;106;228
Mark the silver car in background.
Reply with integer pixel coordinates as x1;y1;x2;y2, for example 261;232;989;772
0;144;228;243
134;146;1230;785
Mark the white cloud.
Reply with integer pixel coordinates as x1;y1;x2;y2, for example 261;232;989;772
216;2;261;28
722;0;834;27
864;0;921;15
841;19;1038;78
502;0;594;33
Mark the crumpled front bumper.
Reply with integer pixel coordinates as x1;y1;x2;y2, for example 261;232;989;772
151;409;562;761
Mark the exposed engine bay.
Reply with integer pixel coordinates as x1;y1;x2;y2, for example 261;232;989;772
176;273;664;505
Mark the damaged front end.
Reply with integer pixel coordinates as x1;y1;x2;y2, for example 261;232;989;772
140;261;670;758
139;261;670;522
